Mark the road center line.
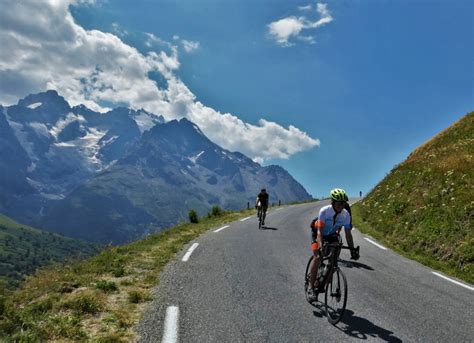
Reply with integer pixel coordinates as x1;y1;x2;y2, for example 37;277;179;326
162;306;179;343
364;237;387;250
432;272;474;291
182;243;199;262
239;216;251;221
213;225;230;233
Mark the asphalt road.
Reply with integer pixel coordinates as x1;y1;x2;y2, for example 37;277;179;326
136;201;474;342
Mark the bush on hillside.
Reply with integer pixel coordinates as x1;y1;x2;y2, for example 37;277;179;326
188;210;199;223
211;205;223;217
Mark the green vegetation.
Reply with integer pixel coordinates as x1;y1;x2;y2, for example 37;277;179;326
210;205;223;217
352;112;473;283
0;214;100;289
0;207;257;341
188;209;199;223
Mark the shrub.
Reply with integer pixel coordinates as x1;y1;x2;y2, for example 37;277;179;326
211;205;223;217
95;280;118;293
188;210;199;223
112;266;126;277
128;290;151;304
62;290;104;314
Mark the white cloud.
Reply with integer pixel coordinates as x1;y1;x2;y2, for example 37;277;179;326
267;2;333;47
181;39;200;53
298;4;312;11
111;22;128;37
144;32;173;49
0;0;319;162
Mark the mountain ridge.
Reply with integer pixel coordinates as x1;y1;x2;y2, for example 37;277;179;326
1;91;312;243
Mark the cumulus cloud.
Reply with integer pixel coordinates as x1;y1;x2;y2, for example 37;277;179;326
0;0;319;162
267;2;333;47
298;4;313;11
181;39;200;53
144;32;173;49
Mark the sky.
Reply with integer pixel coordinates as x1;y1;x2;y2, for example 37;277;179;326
1;0;473;199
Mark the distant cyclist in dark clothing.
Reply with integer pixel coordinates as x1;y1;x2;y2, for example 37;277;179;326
255;188;269;225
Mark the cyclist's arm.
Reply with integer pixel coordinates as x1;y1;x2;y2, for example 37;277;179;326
342;210;354;249
345;228;355;249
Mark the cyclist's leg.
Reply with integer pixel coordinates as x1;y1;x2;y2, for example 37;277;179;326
309;242;321;289
262;206;267;223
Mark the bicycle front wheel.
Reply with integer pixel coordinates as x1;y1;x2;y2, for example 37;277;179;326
324;267;347;324
304;256;313;302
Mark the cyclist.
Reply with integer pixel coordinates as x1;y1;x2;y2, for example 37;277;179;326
255;188;269;225
307;188;359;301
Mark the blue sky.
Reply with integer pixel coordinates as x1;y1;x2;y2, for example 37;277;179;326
1;0;473;199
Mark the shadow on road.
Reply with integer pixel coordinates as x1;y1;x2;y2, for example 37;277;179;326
339;260;374;271
335;309;402;342
261;226;278;230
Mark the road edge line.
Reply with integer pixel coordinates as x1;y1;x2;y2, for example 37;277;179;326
182;243;199;262
432;272;474;291
364;237;387;250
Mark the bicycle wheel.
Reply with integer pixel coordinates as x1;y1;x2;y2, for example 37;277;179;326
324;267;347;324
304;256;314;303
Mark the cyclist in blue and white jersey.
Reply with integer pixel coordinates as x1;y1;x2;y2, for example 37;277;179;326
307;188;359;301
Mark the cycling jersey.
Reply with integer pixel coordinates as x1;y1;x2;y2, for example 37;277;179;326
313;204;352;236
257;192;269;208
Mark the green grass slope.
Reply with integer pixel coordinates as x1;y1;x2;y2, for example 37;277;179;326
0;207;263;341
0;214;101;289
353;111;473;283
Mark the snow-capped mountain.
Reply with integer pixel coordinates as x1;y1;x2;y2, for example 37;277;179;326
1;91;311;243
1;91;164;205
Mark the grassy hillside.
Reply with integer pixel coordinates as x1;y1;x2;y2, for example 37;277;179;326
353;111;473;283
0;214;100;289
0;207;262;341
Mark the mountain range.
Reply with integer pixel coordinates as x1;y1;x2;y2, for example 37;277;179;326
1;90;312;243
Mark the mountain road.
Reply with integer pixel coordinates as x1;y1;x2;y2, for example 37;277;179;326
136;201;474;342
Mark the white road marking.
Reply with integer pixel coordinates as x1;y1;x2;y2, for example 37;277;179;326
240;216;251;222
182;243;199;262
432;272;474;291
364;237;387;250
162;306;179;343
213;225;230;233
276;208;283;211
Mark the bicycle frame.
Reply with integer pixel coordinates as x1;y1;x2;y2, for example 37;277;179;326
318;235;352;290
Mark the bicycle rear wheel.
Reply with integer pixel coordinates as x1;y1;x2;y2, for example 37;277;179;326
324;267;347;324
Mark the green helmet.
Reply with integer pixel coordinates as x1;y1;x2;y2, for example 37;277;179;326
330;188;348;202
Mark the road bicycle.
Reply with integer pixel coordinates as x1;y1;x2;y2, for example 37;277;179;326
304;234;360;324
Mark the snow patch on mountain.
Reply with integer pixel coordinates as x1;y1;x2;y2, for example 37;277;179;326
27;102;42;109
193;124;204;136
49;112;86;139
52;127;106;170
27;162;36;173
5;114;37;161
188;150;205;164
28;122;50;138
133;111;163;133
